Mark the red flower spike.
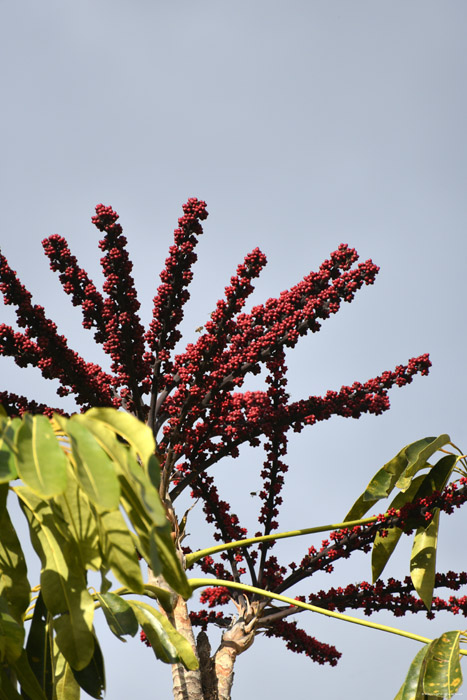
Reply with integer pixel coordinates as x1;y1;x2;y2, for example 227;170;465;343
3;199;461;671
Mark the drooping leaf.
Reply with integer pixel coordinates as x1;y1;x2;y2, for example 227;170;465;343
12;649;48;700
423;631;463;698
53;605;95;673
15;487;95;670
54;647;80;700
121;452;167;528
0;665;23;699
71;634;105;699
151;526;192;600
96;508;144;593
393;642;434;700
56;416;120;511
0;491;30;621
0;595;25;664
25;592;53;700
15;415;67;499
84;408;159;482
345;435;451;521
396;435;451;492
96;592;138;641
371;475;426;582
410;510;440;609
412;454;458;502
0;418;21;483
51;466;102;572
128;600;198;670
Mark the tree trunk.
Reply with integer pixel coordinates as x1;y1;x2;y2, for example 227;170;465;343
168;594;262;700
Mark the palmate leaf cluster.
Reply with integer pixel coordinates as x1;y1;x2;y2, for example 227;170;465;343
0;406;197;699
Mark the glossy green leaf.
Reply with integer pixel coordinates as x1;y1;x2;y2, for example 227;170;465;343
96;592;138;640
25;593;53;700
84;408;158;476
372;475;426;582
0;405;7;419
15;415;67;498
12;650;48;700
413;454;458;502
144;582;176;614
423;631;463;698
15;487;95;670
410;510;440;609
71;634;105;699
96;508;144;593
345;435;450;521
151;526;192;600
53;603;95;672
0;665;23;699
128;600;198;670
396;434;451;492
58;416;120;511
121;452;167;527
0;418;20;483
54;648;80;700
0;495;30;622
393;642;433;700
0;595;25;664
52;467;102;572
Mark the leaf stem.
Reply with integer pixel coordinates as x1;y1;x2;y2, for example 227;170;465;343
186;516;378;567
188;577;467;654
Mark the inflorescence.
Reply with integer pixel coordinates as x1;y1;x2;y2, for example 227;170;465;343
1;198;458;665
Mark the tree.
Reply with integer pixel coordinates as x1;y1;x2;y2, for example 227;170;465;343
1;198;466;699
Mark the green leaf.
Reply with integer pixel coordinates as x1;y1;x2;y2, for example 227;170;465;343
53;604;95;672
25;593;53;700
0;595;25;664
371;475;426;582
58;416;120;511
413;454;458;502
0;492;30;621
51;466;102;572
96;593;138;641
15;415;67;498
15;488;95;670
128;600;198;670
396;435;451;492
423;631;463;698
121;453;167;528
345;435;451;521
84;408;159;480
0;665;23;699
144;584;176;614
54;648;80;700
96;508;144;593
410;510;440;609
0;418;20;483
12;650;48;700
151;526;192;600
71;634;105;699
393;642;433;700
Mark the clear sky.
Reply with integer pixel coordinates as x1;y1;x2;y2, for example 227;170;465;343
1;1;467;698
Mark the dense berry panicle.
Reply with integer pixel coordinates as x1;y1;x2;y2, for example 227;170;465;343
263;619;341;666
1;200;451;668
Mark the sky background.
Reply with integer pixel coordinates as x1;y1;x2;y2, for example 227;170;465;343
1;1;467;698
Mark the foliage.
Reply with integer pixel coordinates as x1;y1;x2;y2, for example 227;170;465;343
1;198;466;698
0;407;197;699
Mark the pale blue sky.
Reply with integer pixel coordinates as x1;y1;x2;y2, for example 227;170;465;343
1;1;467;698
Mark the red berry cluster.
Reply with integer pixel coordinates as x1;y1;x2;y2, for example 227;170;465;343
1;199;460;668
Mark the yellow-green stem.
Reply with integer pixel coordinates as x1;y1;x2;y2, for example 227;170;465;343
188;577;467;655
186;516;378;567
